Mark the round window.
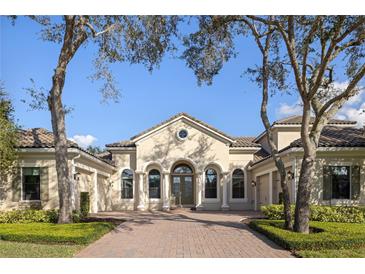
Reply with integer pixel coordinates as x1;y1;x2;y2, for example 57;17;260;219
177;129;188;140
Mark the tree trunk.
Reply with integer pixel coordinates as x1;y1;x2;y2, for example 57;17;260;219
294;106;316;233
278;169;293;229
48;77;72;223
47;16;78;224
259;27;292;229
294;150;316;233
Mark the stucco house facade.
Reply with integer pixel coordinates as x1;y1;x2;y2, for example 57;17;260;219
1;113;364;213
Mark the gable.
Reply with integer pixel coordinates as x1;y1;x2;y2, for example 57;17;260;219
132;113;234;144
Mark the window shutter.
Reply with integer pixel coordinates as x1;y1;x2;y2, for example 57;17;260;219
323;166;331;200
40;167;49;202
351;166;360;200
12;167;21;202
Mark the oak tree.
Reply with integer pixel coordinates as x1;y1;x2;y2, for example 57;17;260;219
16;16;179;223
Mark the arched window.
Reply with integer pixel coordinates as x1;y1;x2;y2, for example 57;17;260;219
148;169;161;199
205;168;217;198
121;169;133;199
232;169;245;199
173;164;193;174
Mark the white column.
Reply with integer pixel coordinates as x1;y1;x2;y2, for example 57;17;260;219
292;158;297;203
70;163;76;211
92;170;98;213
196;172;204;210
221;172;229;210
269;171;273;205
137;172;145;211
163;172;170;211
254;176;257;211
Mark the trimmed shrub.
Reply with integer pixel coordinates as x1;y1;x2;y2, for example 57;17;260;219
249;219;365;251
261;205;365;223
80;192;90;218
0;222;115;244
0;209;58;224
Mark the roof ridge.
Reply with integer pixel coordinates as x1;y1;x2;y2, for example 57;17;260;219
128;112;235;142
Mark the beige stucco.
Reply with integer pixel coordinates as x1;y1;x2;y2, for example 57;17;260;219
1;114;364;213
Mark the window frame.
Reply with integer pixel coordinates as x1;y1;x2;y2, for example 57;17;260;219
325;164;352;200
323;161;361;203
120;168;134;200
203;167;219;201
148;169;162;200
230;168;247;202
21;167;41;202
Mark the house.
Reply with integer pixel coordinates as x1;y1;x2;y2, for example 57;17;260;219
1;113;364;213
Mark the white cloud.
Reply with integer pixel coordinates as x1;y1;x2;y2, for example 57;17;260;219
276;99;303;118
276;81;365;127
334;82;365;128
70;134;97;148
336;102;365;128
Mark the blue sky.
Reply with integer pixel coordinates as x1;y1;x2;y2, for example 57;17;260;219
1;16;364;148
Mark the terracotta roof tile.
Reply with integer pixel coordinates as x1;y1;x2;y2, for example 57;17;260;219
17;128;78;148
231;136;261;147
251;126;365;167
17;128;114;166
288;126;365;148
273;115;356;125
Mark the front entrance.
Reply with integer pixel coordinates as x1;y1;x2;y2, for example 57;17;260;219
171;163;194;207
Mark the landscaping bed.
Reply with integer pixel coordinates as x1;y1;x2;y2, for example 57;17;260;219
249;219;365;257
0;222;115;244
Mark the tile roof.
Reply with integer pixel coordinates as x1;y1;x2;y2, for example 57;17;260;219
105;140;136;148
273;115;356;125
253;148;271;162
288;126;365;148
106;113;260;148
251;126;365;167
231;136;261;147
17;128;79;148
16;128;114;166
130;112;235;141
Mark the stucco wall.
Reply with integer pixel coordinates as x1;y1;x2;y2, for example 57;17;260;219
307;155;365;205
0;151;115;212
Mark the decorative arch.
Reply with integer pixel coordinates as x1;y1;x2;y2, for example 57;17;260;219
118;167;135;200
204;161;224;174
231;168;245;199
168;158;198;174
142;161;164;173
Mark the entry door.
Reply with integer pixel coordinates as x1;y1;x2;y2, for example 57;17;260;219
172;175;194;206
181;176;193;205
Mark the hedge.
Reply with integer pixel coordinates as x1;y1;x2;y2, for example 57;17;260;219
80;192;90;218
0;222;115;244
249;219;365;251
261;205;365;223
0;210;58;224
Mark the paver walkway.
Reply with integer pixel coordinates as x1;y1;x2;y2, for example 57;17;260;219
75;209;292;258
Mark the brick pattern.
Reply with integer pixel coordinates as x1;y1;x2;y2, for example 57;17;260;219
76;210;292;258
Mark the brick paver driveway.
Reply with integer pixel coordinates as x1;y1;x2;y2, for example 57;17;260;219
75;209;292;258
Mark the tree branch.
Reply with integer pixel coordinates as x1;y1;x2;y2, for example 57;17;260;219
312;63;365;132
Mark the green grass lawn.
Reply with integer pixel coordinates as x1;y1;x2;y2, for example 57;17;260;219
0;240;85;258
249;220;365;258
0;222;115;257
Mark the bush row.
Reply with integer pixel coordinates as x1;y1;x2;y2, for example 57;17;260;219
0;209;88;224
0;209;59;224
261;205;365;223
249;219;365;250
0;222;115;244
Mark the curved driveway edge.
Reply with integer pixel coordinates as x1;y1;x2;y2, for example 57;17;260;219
75;210;292;258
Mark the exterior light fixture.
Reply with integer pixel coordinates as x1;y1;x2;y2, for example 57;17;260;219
251;180;256;187
287;170;293;180
73;172;81;181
